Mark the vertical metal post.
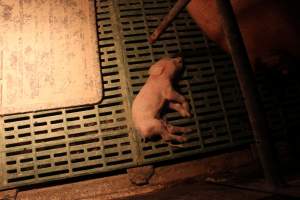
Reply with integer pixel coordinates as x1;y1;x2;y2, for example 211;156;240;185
215;0;285;189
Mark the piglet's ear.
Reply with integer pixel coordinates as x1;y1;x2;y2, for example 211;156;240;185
149;64;164;76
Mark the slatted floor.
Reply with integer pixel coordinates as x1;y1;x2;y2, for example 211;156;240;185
117;0;252;164
0;0;253;190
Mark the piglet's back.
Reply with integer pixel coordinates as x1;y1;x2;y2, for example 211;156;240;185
132;79;165;121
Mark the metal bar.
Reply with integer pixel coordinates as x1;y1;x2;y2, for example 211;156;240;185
215;0;285;189
148;0;191;44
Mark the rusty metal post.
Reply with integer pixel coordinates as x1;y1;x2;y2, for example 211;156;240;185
148;0;191;44
215;0;285;189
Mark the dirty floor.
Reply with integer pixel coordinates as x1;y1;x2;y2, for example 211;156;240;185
119;176;300;200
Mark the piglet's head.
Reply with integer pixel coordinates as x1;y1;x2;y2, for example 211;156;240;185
149;57;183;78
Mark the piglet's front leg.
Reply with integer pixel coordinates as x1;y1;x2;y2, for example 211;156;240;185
169;102;191;118
166;90;191;117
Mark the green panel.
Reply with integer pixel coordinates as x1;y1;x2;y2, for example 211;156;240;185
0;0;253;190
0;0;137;190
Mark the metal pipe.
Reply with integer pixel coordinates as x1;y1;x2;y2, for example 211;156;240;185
215;0;285;189
148;0;191;44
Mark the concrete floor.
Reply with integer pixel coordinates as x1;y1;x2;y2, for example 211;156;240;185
119;178;297;200
119;167;300;200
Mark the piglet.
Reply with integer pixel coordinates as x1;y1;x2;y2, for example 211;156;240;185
131;57;192;145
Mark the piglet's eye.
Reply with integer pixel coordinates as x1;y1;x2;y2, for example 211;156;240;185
176;57;182;63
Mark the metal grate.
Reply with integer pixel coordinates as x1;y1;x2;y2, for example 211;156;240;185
117;0;252;164
0;0;253;190
0;0;137;190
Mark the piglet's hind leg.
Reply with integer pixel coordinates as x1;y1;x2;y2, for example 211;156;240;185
168;124;192;141
161;123;191;143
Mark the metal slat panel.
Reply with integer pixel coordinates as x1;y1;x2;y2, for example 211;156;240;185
0;0;137;190
0;0;254;190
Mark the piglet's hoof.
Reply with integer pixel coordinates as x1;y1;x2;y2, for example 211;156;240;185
127;165;154;186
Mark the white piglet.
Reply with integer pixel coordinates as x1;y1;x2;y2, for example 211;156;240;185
131;57;192;144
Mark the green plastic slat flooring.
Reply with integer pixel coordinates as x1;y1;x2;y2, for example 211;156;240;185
0;0;253;190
